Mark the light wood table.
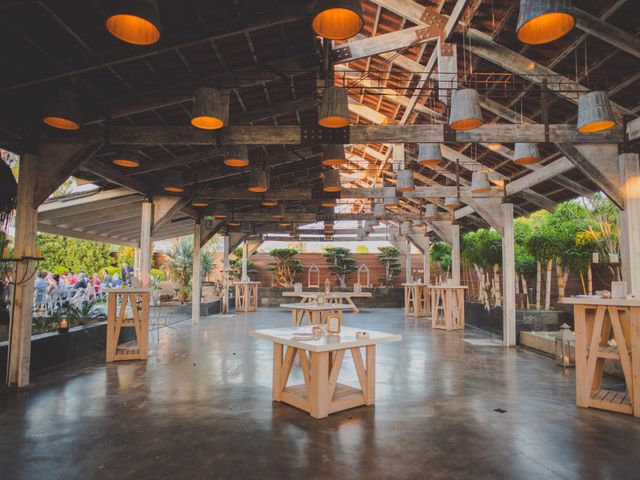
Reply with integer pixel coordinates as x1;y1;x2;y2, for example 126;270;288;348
250;326;401;418
280;302;353;327
561;297;640;416
105;288;151;362
235;281;259;312
402;283;430;317
429;285;467;331
282;291;372;313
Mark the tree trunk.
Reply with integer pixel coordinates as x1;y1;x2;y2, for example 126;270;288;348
522;275;529;309
545;259;553;310
536;261;542;310
555;259;565;301
587;265;593;295
493;264;501;307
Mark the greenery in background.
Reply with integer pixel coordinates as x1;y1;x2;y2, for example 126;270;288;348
323;247;357;287
163;237;214;300
117;246;135;266
229;246;257;281
377;246;402;286
430;241;453;273
267;248;303;287
36;233;114;274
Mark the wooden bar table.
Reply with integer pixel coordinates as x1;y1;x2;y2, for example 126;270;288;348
561;297;640;416
402;283;430;317
429;285;467;331
105;288;151;362
282;291;372;313
280;302;353;326
235;281;260;312
249;326;401;418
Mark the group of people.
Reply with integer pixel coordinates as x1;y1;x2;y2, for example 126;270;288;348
32;262;135;315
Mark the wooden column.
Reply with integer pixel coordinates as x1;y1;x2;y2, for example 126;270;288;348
405;239;412;283
619;153;640;297
7;153;38;388
423;234;430;284
133;248;141;280
502;203;517;346
451;224;460;284
222;235;230;313
192;219;202;324
139;199;152;287
241;240;248;281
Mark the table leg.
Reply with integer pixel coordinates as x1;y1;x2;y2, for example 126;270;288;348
273;343;283;401
366;345;376;405
574;305;589;408
630;306;640;417
346;296;360;313
309;351;330;419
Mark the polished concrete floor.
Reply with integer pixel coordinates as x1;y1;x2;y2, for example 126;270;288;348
1;308;640;480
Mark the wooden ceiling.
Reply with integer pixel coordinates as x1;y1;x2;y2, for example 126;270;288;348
1;0;638;235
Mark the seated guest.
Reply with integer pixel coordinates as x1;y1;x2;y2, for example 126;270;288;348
110;272;123;288
102;268;112;287
91;273;102;293
74;272;88;289
34;272;48;305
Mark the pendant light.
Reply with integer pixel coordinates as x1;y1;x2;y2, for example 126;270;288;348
324;219;335;228
448;88;483;131
191;199;209;208
400;221;412;236
319;86;349;128
444;196;464;209
112;147;140;168
106;0;161;45
471;171;491;194
577;91;616;133
272;204;285;219
384;196;399;208
321;144;347;166
516;0;575;45
224;145;249;168
397;169;415;193
248;167;268;193
213;211;227;219
363;220;373;234
43;89;81;130
261;197;278;207
191;87;227;130
374;203;385;219
227;204;240;227
161;171;185;193
312;0;364;40
278;220;291;228
320;197;338;208
514;143;541;165
418;143;443;166
323;168;342;192
425;203;438;219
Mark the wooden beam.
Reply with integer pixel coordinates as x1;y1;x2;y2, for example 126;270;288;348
505;157;574;195
80;161;152;195
574;8;640;60
37;223;138;247
152;197;190;236
443;0;472;40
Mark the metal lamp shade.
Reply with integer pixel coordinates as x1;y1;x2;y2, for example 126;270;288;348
418;143;443;166
191;87;227;130
312;0;364;40
261;198;278;207
444;196;464;209
323;169;342;192
374;203;386;219
272;204;285;219
106;0;161;45
161;171;185;193
577;91;616;133
320;197;338;207
384;196;399;208
43;89;81;130
322;144;347;166
213;211;228;219
112;148;140;168
471;171;491;194
278;220;292;227
397;169;415;193
248;168;268;193
413;219;424;227
516;0;574;45
191;198;209;208
224;145;249;167
227;218;240;227
319;86;350;128
400;221;412;236
363;221;373;234
514;143;541;165
448;88;483;131
324;219;335;228
425;203;438;219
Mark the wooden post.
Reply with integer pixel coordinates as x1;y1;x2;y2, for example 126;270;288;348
139;199;152;287
222;235;230;313
451;224;460;284
405;239;412;282
241;240;248;281
502;203;517;346
7;153;38;388
619;153;640;297
192;219;202;324
133;248;141;280
423;234;430;284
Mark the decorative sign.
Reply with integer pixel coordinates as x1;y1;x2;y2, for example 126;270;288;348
308;264;320;288
357;264;370;288
326;313;342;334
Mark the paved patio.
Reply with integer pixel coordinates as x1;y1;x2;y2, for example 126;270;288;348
1;308;639;479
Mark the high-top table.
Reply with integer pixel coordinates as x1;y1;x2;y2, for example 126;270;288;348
250;326;401;418
281;291;371;313
280;302;353;327
561;297;640;416
105;287;151;362
429;285;467;331
402;283;430;318
235;281;259;312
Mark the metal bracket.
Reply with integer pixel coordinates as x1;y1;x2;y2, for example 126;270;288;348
331;45;352;63
301;125;350;145
416;10;447;41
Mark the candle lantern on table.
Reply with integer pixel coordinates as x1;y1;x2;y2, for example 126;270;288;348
555;323;575;367
58;317;69;334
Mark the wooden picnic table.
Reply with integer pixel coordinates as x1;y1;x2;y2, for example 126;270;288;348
281;291;372;313
280;302;353;327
